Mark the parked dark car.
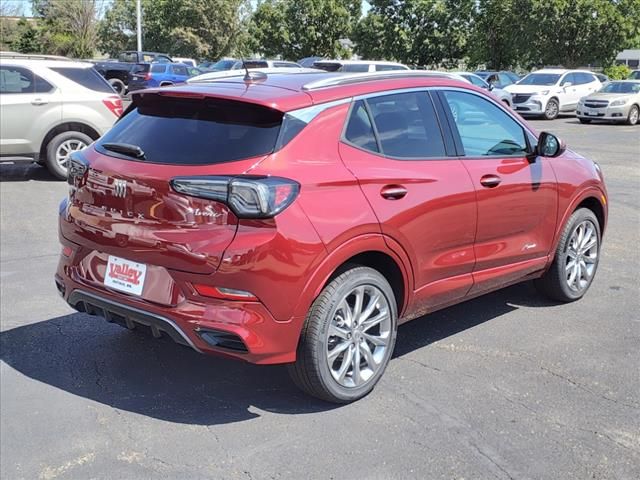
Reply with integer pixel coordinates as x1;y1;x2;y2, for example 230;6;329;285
198;58;239;72
58;70;607;403
474;70;521;88
93;51;172;94
127;63;195;91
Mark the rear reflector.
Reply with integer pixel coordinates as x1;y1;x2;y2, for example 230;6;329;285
62;246;73;257
102;95;123;117
194;284;257;301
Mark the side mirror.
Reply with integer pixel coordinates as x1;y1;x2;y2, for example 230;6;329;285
562;81;573;88
536;131;566;158
488;84;494;91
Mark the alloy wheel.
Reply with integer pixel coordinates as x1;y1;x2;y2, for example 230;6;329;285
55;139;87;169
565;220;598;292
325;285;392;388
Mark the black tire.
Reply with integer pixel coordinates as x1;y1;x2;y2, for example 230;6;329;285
626;105;639;125
543;98;559;120
502;99;511;108
288;266;398;403
108;78;126;95
45;131;92;180
159;81;173;87
535;208;601;302
579;118;592;124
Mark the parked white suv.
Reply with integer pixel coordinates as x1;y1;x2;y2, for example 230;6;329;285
313;60;409;72
0;54;122;179
505;69;601;119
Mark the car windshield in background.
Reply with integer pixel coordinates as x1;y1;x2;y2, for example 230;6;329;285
518;73;561;86
96;95;283;165
212;59;238;70
600;81;640;94
50;67;114;93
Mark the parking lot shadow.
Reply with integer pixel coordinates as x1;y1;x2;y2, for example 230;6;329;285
0;282;552;425
0;161;57;182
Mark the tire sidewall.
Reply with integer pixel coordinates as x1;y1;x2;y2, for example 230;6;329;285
46;131;92;180
108;78;125;95
314;268;398;402
554;209;601;301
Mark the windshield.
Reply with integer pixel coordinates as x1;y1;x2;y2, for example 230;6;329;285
474;72;490;79
212;60;237;70
518;73;561;86
600;82;640;94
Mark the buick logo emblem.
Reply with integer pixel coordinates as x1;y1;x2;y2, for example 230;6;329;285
113;179;127;198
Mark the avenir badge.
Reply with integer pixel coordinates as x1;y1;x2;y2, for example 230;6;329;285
104;255;147;296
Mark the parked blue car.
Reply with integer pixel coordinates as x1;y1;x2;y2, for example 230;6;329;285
128;63;195;91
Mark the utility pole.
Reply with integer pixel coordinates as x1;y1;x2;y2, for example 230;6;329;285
136;0;142;51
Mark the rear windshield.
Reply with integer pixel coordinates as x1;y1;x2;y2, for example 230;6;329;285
50;67;114;93
96;95;284;165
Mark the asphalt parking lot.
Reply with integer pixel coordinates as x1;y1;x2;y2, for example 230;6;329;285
1;116;639;480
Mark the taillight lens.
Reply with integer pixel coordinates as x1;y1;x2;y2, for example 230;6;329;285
102;95;123;117
171;176;300;219
144;72;151;81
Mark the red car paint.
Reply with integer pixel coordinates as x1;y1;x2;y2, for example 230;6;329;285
56;72;607;364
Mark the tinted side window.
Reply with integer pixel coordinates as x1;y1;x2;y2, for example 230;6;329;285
367;92;446;159
150;64;166;73
344;100;378;153
375;64;403;71
171;65;188;76
580;72;595;84
0;66;34;93
561;73;576;85
498;73;513;86
341;64;369;72
442;90;528;157
466;75;488;88
50;67;113;93
34;74;54;93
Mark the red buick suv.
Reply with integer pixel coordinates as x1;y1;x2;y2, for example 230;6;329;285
56;70;607;402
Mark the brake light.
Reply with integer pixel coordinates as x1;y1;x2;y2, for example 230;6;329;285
102;95;123;117
171;175;300;219
144;71;151;81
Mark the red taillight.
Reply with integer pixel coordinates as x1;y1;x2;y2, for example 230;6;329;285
144;72;151;81
193;284;257;301
102;95;123;117
171;175;300;219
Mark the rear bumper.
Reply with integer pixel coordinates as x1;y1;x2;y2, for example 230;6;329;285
55;255;303;365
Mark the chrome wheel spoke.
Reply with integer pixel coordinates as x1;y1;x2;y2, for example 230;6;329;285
336;345;354;382
352;344;361;385
363;332;387;347
329;324;349;340
328;340;350;361
351;286;364;323
361;309;388;332
359;341;377;368
358;292;380;325
584;254;597;264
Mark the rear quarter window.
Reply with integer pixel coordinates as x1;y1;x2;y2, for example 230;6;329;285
96;95;283;165
150;64;167;73
50;67;113;93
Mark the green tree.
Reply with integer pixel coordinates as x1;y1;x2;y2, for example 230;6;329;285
249;0;360;60
11;19;41;53
98;0;250;59
468;0;529;70
354;0;475;68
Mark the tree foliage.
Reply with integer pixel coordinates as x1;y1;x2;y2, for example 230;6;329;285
249;0;360;60
97;0;250;59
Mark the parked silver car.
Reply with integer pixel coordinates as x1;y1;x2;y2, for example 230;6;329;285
577;80;640;125
0;53;122;179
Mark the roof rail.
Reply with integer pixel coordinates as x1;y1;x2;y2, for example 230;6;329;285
0;52;74;61
187;67;321;84
301;70;452;90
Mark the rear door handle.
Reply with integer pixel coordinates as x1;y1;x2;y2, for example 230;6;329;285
480;174;501;188
380;185;407;200
31;98;48;106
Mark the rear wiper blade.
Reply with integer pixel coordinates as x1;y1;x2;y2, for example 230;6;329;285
101;142;146;159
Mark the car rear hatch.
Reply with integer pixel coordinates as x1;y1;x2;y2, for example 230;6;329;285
61;91;285;280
